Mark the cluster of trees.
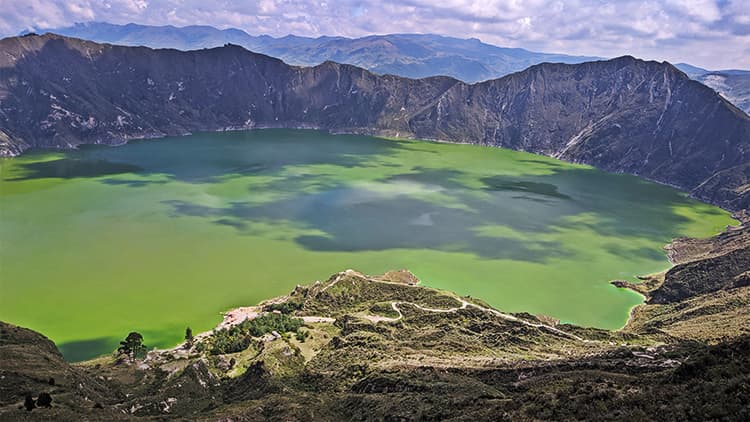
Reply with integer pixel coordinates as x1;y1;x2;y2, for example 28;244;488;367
202;313;304;355
199;325;253;355
117;332;147;361
245;312;303;336
116;327;195;359
115;312;304;358
23;392;52;412
263;300;303;314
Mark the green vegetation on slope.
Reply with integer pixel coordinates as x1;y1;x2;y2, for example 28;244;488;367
201;313;304;355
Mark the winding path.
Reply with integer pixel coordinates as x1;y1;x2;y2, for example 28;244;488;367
169;269;588;354
331;270;588;342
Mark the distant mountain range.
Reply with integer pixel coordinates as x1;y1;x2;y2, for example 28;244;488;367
23;22;601;82
674;63;750;115
1;34;748;211
23;22;750;115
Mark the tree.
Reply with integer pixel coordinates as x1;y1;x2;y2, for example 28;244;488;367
36;393;52;407
117;332;146;361
184;327;194;349
23;394;35;411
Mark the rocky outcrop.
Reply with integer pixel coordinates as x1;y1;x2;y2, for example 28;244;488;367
1;34;749;211
650;224;750;304
651;247;750;304
690;162;750;212
666;223;750;264
617;224;750;344
0;322;124;419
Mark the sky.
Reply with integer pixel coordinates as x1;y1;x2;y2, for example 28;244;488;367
0;0;748;69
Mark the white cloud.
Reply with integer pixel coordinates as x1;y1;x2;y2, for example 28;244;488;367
0;0;747;69
665;0;721;22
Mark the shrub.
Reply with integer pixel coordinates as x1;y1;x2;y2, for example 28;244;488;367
184;327;194;349
263;300;303;314
207;326;254;355
36;393;52;407
244;313;303;336
24;394;35;411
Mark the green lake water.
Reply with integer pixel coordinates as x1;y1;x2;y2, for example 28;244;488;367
0;129;736;361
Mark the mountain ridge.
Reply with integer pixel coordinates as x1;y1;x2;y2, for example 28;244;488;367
0;34;748;212
24;22;750;116
23;22;601;82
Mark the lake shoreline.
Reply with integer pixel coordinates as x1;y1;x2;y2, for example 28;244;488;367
52;219;740;363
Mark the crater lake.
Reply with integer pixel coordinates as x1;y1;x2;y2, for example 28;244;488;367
0;129;736;360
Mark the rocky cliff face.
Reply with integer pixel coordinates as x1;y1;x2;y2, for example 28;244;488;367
418;58;750;208
1;34;749;211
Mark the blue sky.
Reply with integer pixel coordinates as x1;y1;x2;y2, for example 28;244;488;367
1;0;748;69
